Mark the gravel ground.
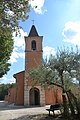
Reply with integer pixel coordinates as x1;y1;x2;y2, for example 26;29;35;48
1;101;78;120
0;101;61;120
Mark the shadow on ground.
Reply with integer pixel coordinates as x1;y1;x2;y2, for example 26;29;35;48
9;114;63;120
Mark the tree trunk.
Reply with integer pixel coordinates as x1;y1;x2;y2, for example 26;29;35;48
69;90;80;117
60;74;70;118
66;91;75;116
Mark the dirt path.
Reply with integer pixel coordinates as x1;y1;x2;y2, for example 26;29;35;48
0;101;51;120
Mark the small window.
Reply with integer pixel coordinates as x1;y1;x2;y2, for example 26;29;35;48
31;40;36;50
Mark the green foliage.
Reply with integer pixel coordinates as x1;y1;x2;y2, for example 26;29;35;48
0;28;13;77
0;0;30;31
0;0;30;77
45;47;80;89
30;65;57;86
49;47;80;77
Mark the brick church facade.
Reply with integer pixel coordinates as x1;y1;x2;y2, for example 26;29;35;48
7;25;62;106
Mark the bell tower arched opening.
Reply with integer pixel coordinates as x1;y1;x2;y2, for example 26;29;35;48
31;40;36;50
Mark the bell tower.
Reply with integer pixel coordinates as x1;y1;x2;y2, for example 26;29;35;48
24;25;45;106
25;25;43;70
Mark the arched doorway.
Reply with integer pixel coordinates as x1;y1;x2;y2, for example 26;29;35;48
29;87;40;105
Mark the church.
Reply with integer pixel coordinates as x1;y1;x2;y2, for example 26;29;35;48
7;25;62;106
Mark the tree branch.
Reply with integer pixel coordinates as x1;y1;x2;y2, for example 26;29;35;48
50;82;63;88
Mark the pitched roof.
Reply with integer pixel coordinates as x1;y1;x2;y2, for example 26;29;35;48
28;25;39;37
13;71;25;78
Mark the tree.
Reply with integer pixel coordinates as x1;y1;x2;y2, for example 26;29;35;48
0;0;30;31
30;47;80;119
0;28;13;77
0;0;30;77
49;48;80;118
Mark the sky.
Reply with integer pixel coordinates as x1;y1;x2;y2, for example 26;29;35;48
0;0;80;84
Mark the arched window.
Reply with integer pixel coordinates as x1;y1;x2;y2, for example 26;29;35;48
31;40;36;50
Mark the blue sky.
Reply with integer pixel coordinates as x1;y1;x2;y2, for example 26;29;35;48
0;0;80;84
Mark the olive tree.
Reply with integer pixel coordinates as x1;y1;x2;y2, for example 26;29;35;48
30;47;80;119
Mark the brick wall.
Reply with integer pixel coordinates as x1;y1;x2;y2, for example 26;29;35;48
14;71;24;105
8;87;16;104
